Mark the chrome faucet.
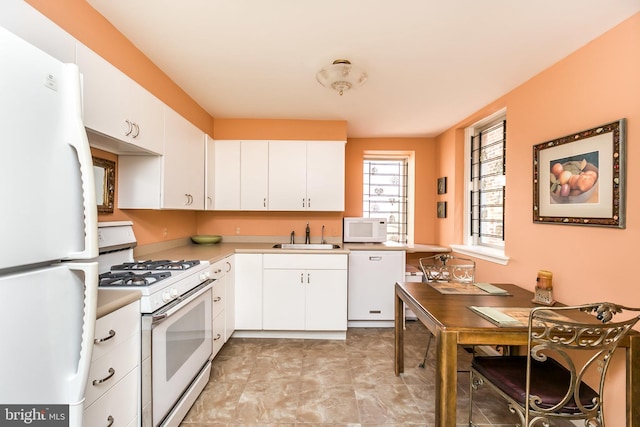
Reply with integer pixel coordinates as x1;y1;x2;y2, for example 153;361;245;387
290;230;295;244
305;222;311;244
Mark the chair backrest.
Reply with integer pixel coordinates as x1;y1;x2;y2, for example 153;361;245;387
419;254;475;284
525;303;640;422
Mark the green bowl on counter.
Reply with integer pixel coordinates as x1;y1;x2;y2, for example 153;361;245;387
191;235;222;245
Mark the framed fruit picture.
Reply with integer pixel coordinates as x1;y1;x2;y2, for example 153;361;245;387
532;119;626;228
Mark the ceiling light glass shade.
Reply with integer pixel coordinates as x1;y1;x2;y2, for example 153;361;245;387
316;59;367;96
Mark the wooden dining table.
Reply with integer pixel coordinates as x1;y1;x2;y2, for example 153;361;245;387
394;281;640;427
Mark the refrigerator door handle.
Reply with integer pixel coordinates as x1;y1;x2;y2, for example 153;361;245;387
63;63;98;260
67;261;98;403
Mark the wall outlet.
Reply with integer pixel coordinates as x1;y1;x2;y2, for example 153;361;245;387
235;227;241;235
162;228;168;238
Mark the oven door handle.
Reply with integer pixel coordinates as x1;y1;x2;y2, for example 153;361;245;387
151;279;214;325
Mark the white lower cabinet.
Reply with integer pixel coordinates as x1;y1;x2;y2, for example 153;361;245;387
347;250;406;322
262;254;348;331
84;300;140;426
234;254;263;330
211;279;225;357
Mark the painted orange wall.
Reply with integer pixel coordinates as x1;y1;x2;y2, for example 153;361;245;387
345;138;437;244
196;118;348;239
213;118;347;141
437;13;640;425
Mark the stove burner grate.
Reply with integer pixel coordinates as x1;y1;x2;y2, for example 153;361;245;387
110;259;201;271
99;271;172;287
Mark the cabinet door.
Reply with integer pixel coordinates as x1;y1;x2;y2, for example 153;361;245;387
128;81;164;155
263;269;305;330
241;141;269;210
205;135;215;210
76;44;127;142
268;141;306;210
234;254;263;330
0;1;76;63
305;269;347;330
214;140;241;210
306;141;345;211
163;108;205;209
223;256;235;341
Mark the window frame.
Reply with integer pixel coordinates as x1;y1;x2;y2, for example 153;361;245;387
450;108;510;265
362;151;415;245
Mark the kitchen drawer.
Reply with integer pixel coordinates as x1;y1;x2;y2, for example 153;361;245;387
212;280;225;318
84;367;139;427
263;254;347;270
85;333;139;407
212;311;225;358
93;301;140;361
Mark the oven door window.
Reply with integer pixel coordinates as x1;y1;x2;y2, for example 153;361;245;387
151;287;212;424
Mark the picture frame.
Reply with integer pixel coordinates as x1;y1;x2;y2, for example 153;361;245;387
437;201;447;218
92;156;115;214
532;119;626;228
437;177;447;195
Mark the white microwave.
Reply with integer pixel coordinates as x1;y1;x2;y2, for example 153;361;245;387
343;217;387;243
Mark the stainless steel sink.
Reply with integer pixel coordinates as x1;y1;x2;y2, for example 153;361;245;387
272;243;341;250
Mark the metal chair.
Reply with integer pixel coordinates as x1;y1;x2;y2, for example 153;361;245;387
469;302;640;427
417;254;476;368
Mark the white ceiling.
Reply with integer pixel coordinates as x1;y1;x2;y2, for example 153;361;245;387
87;0;639;138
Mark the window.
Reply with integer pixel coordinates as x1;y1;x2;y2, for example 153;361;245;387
470;118;506;248
452;109;509;265
363;155;411;243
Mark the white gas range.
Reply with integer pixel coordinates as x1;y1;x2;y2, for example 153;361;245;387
97;222;212;313
97;222;213;427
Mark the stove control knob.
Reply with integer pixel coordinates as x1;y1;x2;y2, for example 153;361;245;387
200;271;211;281
170;288;179;298
162;291;172;302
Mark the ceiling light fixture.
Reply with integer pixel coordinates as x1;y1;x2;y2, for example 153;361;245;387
316;59;367;96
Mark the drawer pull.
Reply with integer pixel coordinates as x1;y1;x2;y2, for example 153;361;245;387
94;329;116;344
369;256;382;261
369;310;381;314
106;415;114;427
213;333;222;341
93;367;115;386
213;296;222;302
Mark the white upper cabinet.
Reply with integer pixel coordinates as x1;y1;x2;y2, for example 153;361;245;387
211;140;269;211
162;106;205;209
0;1;76;63
76;44;164;155
306;141;346;211
118;109;205;209
205;135;216;210
240;140;269;210
212;140;241;210
269;140;345;211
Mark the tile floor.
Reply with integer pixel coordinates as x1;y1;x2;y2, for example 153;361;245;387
181;321;569;426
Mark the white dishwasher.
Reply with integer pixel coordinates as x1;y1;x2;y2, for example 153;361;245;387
348;250;405;326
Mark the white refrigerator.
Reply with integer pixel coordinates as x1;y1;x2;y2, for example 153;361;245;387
0;24;98;426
